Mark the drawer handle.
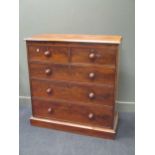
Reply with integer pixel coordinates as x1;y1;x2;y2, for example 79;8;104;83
45;68;52;75
89;53;95;59
89;72;95;79
46;88;52;94
88;92;95;99
36;48;40;52
44;51;51;57
47;107;53;113
88;113;94;119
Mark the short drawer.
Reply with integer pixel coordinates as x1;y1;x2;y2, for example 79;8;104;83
71;45;117;65
29;63;115;85
28;45;69;63
31;79;114;106
32;99;114;128
70;64;115;85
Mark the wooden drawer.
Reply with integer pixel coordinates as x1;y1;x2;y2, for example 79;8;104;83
29;63;115;85
70;64;115;85
31;79;114;106
71;45;117;65
32;99;113;128
28;45;69;63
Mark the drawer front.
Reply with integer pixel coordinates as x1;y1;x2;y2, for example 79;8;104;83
29;63;70;81
70;65;115;85
71;45;117;65
32;99;113;128
28;45;69;63
31;79;114;106
29;63;115;85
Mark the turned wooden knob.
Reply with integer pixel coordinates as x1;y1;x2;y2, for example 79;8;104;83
88;113;94;119
47;107;53;113
89;53;95;59
88;92;95;99
45;68;51;75
89;72;95;79
44;51;51;57
46;88;52;94
36;48;40;52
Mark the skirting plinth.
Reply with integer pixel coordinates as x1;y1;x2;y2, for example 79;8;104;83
30;113;118;139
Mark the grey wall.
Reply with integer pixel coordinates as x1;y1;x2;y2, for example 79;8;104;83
19;0;135;103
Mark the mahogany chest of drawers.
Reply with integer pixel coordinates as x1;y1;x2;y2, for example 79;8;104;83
25;34;122;139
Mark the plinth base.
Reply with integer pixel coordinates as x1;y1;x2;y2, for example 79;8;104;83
30;112;118;139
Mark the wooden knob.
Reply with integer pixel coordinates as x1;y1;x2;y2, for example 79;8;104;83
46;88;52;94
44;51;51;57
89;72;95;79
89;92;95;99
89;53;95;59
36;48;40;52
88;113;94;119
47;107;53;113
45;68;51;75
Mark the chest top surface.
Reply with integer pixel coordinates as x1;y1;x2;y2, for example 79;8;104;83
25;34;122;44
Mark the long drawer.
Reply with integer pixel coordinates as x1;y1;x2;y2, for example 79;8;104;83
31;79;114;106
29;62;115;85
32;99;114;128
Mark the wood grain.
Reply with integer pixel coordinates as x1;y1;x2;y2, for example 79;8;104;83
32;98;113;128
29;62;116;85
71;45;117;65
25;34;121;139
31;79;114;106
25;34;122;44
30;112;118;139
28;45;69;63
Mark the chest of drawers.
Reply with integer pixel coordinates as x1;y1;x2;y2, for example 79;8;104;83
25;34;122;139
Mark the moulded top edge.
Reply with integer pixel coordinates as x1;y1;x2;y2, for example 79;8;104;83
24;34;122;44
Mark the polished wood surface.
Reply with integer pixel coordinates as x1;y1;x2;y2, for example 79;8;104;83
28;45;69;63
25;34;122;44
31;79;114;106
29;63;115;85
28;43;118;65
26;34;121;139
71;45;117;65
32;99;113;128
30;112;118;139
